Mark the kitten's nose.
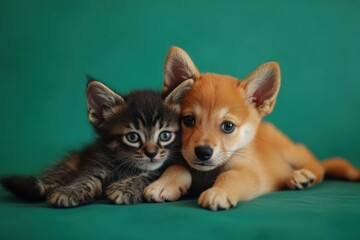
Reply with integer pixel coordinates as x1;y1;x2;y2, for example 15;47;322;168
195;145;213;161
145;149;158;159
144;144;158;159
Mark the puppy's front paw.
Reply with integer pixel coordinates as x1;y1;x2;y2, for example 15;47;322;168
198;187;237;211
287;169;317;190
47;188;83;208
105;182;142;205
144;181;187;202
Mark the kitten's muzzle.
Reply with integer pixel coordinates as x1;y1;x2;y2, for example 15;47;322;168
144;143;159;159
145;149;158;159
194;145;213;161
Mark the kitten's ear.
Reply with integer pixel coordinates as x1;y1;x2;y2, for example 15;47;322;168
163;46;200;93
242;62;281;116
86;80;125;126
165;79;194;105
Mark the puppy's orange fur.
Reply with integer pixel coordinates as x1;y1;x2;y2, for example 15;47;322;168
144;47;360;210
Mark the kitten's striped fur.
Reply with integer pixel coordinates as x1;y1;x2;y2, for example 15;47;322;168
1;78;193;207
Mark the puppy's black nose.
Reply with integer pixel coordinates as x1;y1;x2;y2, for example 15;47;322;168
195;146;213;161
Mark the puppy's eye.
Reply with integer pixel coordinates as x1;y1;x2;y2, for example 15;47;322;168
126;132;140;143
221;121;235;134
182;115;195;127
159;131;172;142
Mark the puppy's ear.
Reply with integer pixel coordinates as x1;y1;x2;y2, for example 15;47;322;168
86;80;125;126
165;79;194;106
242;62;281;116
163;46;200;93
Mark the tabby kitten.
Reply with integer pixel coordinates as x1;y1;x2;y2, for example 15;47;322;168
1;78;193;207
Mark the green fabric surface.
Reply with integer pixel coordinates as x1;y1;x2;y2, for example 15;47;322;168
1;0;360;239
1;181;360;240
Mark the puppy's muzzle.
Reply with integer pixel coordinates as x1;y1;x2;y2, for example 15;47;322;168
195;145;213;161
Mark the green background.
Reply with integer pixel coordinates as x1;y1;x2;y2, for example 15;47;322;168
1;1;359;240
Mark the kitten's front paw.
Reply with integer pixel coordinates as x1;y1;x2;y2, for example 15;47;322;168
47;188;83;208
144;181;187;202
198;187;237;211
105;182;142;205
287;169;317;190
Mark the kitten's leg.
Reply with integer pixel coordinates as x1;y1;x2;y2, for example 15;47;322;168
144;164;191;202
41;153;81;194
47;168;108;208
284;144;325;190
1;153;80;202
105;173;156;204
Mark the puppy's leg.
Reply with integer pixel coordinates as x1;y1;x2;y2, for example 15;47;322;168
144;164;191;202
198;167;263;211
284;144;325;190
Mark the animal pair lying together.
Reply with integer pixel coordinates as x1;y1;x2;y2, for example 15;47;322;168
2;47;359;210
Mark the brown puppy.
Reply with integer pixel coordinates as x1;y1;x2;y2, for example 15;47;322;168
144;47;360;210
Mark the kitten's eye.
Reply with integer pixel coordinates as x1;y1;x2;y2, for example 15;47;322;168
126;132;140;143
221;121;235;134
159;131;172;142
183;115;195;127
